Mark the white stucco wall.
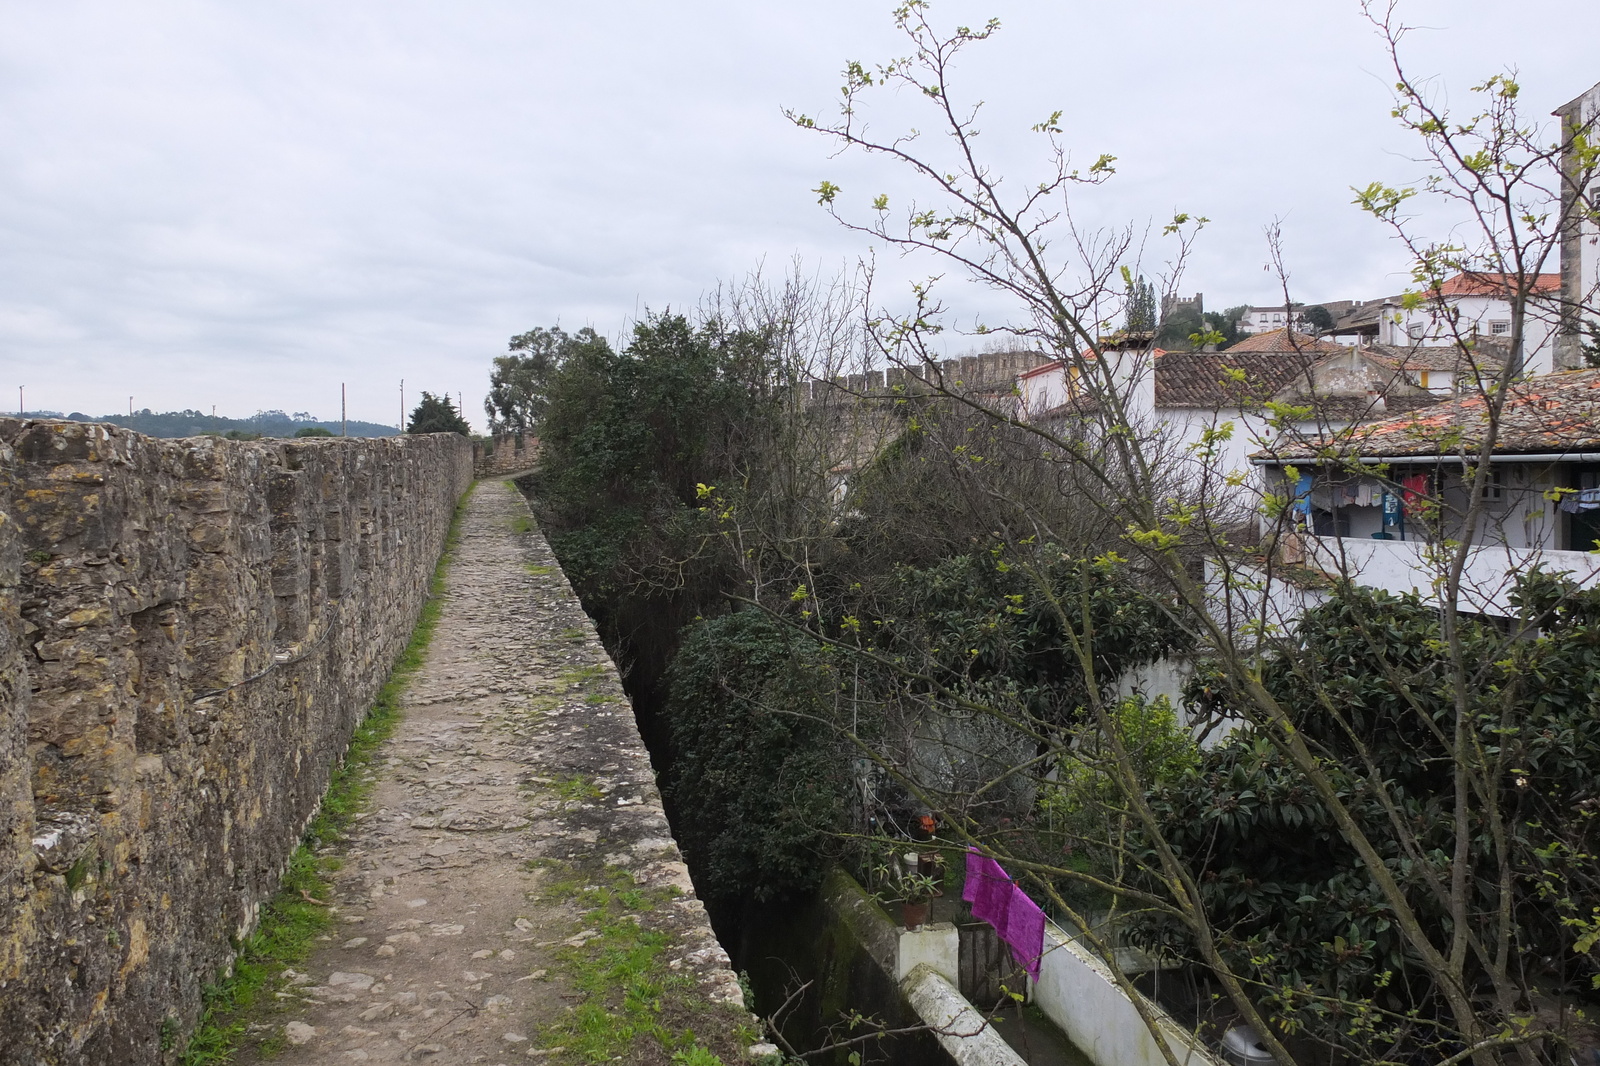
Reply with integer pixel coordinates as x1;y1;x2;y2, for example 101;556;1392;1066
1302;535;1600;617
1031;924;1226;1066
1387;293;1559;374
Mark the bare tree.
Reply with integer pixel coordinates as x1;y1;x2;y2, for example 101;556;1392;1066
746;3;1600;1064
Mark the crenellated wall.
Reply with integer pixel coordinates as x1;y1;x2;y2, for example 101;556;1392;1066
471;432;539;478
0;420;473;1065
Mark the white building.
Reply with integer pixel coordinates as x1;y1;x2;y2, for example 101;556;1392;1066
1236;306;1314;335
1016;329;1435;483
1329;272;1561;374
1555;80;1600;370
1254;367;1600;617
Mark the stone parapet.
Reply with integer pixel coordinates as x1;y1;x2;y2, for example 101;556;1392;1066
0;420;472;1064
472;433;539;478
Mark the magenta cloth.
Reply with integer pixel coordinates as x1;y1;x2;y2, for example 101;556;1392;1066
963;850;1013;932
1001;888;1046;979
963;849;1046;980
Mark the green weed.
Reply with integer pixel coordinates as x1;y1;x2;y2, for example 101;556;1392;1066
178;485;473;1065
558;663;609;687
535;866;726;1063
672;1048;725;1066
550;775;604;806
525;563;555;575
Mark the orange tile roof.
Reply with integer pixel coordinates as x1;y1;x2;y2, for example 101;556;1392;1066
1225;328;1347;354
1267;368;1600;460
1435;271;1560;297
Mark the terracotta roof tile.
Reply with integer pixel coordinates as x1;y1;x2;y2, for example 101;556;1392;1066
1269;368;1600;460
1155;351;1320;409
1365;342;1509;373
1224;328;1347;354
1436;271;1560;297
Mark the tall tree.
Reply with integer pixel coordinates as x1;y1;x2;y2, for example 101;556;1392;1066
406;391;470;435
1125;273;1157;334
781;2;1600;1062
484;326;611;434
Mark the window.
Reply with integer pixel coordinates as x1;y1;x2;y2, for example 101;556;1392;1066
1480;468;1503;501
1490;320;1510;335
1407;322;1425;339
1418;370;1431;390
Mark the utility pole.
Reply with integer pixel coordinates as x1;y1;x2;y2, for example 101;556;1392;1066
341;383;347;437
128;396;133;419
18;386;23;417
399;379;405;435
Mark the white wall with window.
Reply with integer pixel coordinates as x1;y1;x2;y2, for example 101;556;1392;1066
1379;289;1558;373
1236;306;1313;335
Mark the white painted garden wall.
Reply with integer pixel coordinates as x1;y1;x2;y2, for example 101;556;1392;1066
1031;924;1227;1066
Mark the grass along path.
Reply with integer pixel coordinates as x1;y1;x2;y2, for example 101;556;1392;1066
176;486;474;1064
233;480;751;1065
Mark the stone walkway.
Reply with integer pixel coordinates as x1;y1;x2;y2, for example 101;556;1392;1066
249;481;748;1065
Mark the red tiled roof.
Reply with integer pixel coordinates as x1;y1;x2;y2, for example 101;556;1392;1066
1435;271;1560;298
1268;368;1600;460
1225;329;1347;354
1365;342;1509;373
1154;351;1320;409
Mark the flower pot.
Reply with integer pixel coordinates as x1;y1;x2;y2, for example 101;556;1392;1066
902;900;931;930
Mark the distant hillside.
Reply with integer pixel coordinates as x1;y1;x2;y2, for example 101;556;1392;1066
23;408;399;439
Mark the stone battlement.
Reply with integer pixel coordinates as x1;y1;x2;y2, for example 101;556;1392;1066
800;350;1050;404
472;432;539;478
0;420;473;1063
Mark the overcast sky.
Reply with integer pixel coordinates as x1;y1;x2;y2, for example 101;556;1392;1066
2;1;1597;431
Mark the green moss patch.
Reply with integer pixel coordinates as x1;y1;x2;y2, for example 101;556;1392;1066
534;865;751;1064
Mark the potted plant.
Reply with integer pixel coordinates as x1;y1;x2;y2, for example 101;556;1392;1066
901;873;939;930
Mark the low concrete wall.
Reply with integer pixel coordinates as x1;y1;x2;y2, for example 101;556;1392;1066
1032;923;1226;1066
1303;534;1600;617
737;868;956;1065
901;964;1025;1066
0;420;473;1064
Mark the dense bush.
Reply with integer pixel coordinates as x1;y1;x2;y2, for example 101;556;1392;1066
1129;579;1600;1052
663;611;852;904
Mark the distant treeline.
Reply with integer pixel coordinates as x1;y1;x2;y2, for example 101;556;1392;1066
19;408;398;439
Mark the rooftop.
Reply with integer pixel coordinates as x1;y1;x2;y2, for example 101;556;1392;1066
1436;271;1561;298
1266;368;1600;461
1224;328;1347;354
1154;350;1317;409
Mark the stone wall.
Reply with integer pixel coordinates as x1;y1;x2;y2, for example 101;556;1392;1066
471;433;539;478
0;420;473;1064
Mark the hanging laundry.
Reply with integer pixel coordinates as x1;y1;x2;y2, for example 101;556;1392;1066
1293;474;1313;518
1401;473;1429;516
1002;890;1047;980
963;849;1047;981
1559;487;1600;513
962;851;1013;934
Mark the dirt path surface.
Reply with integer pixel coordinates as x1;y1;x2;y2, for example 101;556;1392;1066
251;481;749;1065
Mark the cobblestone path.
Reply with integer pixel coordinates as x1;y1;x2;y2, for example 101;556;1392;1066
252;481;747;1065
